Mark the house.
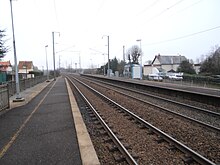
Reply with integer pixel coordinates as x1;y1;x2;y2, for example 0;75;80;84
0;61;12;73
18;61;34;79
193;63;201;74
0;61;13;83
143;54;187;76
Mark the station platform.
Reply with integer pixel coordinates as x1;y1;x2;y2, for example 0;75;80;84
0;77;100;165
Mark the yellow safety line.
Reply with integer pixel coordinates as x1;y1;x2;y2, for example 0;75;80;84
0;81;57;159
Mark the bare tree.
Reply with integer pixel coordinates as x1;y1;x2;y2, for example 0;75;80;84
200;45;220;75
189;59;194;64
195;58;200;64
126;45;142;64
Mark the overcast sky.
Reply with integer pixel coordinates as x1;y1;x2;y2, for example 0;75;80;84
1;0;220;70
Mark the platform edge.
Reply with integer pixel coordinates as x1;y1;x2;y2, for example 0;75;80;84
65;78;100;165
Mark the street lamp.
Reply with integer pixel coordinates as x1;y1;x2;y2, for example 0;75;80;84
136;39;142;80
52;31;60;80
10;0;24;101
45;45;49;82
102;53;106;76
102;35;110;77
25;61;27;79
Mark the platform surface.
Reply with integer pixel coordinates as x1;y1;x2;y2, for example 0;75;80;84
0;77;99;165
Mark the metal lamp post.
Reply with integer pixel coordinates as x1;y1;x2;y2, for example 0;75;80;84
45;45;49;82
25;61;27;79
52;31;60;81
10;0;24;101
102;53;106;76
102;35;110;77
136;39;142;80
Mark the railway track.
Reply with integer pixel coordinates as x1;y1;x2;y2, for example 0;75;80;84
67;76;138;164
81;76;220;131
66;74;218;165
81;74;220;107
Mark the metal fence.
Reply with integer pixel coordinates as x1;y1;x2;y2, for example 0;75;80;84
0;76;48;112
0;84;10;112
162;79;220;89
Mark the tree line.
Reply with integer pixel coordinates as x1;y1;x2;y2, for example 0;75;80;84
1;29;219;76
0;30;8;59
97;45;220;76
177;46;220;75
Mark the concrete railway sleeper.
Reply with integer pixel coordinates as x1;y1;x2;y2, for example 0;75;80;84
74;75;220;164
81;74;220;107
67;76;138;165
83;76;220;117
80;76;220;132
66;75;217;165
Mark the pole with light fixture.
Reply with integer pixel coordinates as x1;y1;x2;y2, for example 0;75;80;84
102;53;106;76
25;61;27;79
136;39;142;80
52;31;60;80
45;45;49;82
102;35;110;77
10;0;24;101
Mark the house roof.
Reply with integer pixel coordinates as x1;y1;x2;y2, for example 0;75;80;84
18;61;33;69
152;55;187;65
0;61;12;67
194;63;201;66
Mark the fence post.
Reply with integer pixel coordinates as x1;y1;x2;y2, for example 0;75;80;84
7;83;10;109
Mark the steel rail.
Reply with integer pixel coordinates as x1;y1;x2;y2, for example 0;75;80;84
81;76;220;133
84;76;220;117
66;76;138;165
71;75;216;165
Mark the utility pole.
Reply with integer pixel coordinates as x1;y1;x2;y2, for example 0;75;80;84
102;35;110;77
75;63;77;73
123;45;125;61
136;39;142;80
52;32;56;80
59;55;61;70
107;36;110;77
103;54;105;76
10;0;24;101
79;55;81;73
45;45;49;82
52;31;60;80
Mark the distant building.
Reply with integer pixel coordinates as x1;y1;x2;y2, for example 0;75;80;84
18;61;34;79
0;61;12;73
0;61;13;83
123;64;131;78
143;54;187;76
193;63;201;74
123;64;141;79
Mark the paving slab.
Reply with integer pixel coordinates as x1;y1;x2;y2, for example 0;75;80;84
0;77;83;164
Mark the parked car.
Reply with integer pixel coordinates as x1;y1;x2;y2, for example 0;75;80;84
168;75;183;80
148;74;163;81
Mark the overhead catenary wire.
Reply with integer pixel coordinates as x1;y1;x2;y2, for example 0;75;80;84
137;0;187;37
136;0;203;33
143;0;185;24
56;45;75;53
143;25;220;46
96;0;106;15
53;0;60;29
166;0;203;19
136;0;161;16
